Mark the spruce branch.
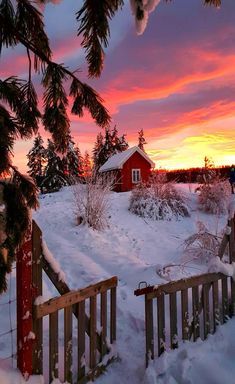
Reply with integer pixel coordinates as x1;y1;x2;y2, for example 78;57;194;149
76;0;124;77
0;0;18;54
70;78;111;128
0;104;16;173
0;6;111;141
10;165;39;209
15;0;51;72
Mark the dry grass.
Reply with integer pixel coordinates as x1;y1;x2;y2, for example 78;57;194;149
73;172;114;231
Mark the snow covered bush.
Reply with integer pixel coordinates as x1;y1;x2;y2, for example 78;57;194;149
73;172;114;230
198;176;231;214
129;173;190;221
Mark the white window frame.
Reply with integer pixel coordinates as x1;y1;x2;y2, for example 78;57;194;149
132;169;141;183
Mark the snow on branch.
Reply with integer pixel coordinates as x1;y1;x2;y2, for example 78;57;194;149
42;239;66;282
130;0;161;35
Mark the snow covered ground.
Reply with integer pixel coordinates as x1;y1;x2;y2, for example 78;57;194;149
1;184;235;384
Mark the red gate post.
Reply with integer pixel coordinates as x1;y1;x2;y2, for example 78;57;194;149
16;221;34;380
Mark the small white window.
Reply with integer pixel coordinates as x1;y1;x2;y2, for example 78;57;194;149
132;169;141;183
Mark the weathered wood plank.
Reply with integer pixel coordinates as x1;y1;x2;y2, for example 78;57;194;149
231;278;235;317
218;233;229;259
202;283;210;339
169;292;178;349
222;276;229;323
145;296;154;367
32;220;43;374
35;276;118;318
181;289;189;341
77;301;86;382
212;280;220;331
146;273;225;300
157;294;165;356
228;218;235;263
90;296;97;370
64;306;73;384
100;292;107;359
192;286;200;341
49;311;59;382
110;287;116;344
42;254;107;354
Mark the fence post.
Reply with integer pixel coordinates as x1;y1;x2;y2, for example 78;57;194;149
229;216;235;263
145;296;154;367
32;220;43;375
16;221;33;379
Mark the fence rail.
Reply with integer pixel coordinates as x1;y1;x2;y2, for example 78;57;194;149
31;221;118;384
135;272;235;367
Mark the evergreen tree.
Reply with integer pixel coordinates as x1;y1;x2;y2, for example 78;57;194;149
95;128;114;168
111;125;129;153
116;133;129;153
93;132;104;170
93;126;129;168
138;129;147;152
83;151;92;178
41;140;68;193
62;135;83;183
27;134;46;186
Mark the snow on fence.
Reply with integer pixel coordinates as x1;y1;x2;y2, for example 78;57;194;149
135;214;235;367
30;220;118;383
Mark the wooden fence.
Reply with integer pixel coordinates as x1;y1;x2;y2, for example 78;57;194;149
31;221;118;383
134;214;235;367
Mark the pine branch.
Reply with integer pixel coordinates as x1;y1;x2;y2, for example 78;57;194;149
0;0;18;55
15;0;51;72
42;63;70;152
10;165;39;209
0;77;41;137
0;4;111;146
70;78;111;128
0;104;15;173
204;0;221;6
77;0;124;77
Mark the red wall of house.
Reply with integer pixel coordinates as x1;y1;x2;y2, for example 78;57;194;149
120;152;152;192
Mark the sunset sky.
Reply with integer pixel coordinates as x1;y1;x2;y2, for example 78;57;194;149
1;0;235;171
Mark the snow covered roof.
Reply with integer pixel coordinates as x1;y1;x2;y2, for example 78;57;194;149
99;146;155;172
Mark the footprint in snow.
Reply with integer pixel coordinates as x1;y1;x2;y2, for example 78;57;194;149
120;289;127;300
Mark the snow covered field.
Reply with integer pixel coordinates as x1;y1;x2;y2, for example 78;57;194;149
1;184;235;383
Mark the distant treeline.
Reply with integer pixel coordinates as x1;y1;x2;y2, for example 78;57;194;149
163;165;231;183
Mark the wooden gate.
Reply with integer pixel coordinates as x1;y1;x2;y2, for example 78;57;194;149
134;213;235;367
17;220;118;383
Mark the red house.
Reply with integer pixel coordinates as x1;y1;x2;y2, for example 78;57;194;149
99;146;155;192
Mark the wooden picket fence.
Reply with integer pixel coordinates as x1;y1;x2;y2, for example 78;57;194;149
134;214;235;367
31;221;118;383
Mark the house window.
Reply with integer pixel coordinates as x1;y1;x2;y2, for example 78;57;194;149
132;169;141;183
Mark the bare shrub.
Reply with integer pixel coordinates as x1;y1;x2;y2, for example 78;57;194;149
157;220;229;281
73;172;114;230
182;221;222;265
129;173;190;221
198;176;231;214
